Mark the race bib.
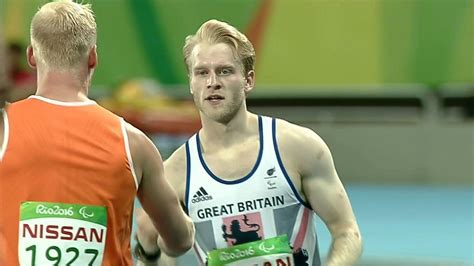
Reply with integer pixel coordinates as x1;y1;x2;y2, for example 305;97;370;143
207;235;294;266
18;201;107;266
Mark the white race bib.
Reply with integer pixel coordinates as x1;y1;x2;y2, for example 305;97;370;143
18;201;107;266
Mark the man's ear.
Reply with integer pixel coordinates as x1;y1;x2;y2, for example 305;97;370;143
88;45;98;69
244;70;255;95
26;46;37;69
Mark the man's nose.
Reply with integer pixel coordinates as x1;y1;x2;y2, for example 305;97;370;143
206;73;220;89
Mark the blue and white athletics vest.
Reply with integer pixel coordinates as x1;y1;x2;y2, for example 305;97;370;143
185;116;321;266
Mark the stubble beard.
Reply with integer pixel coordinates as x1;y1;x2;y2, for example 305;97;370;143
195;93;244;124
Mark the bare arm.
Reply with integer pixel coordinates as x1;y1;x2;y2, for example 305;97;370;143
127;123;194;257
280;121;362;265
135;144;189;266
135;209;178;266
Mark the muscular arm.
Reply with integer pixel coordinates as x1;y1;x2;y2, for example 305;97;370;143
127;123;194;258
135;208;178;266
135;144;189;266
279;121;362;266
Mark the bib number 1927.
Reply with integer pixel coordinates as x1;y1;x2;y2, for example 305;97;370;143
25;245;99;266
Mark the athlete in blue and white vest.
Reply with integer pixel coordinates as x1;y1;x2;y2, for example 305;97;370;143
136;19;362;266
185;115;321;265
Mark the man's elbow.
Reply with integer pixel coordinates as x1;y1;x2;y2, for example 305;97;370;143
346;227;363;257
161;223;195;257
164;239;193;257
331;223;363;251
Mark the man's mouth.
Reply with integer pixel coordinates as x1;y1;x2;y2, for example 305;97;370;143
205;95;225;101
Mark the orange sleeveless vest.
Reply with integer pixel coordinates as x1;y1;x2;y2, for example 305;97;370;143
0;96;137;266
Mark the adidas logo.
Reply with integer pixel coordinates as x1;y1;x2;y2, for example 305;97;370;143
191;187;213;203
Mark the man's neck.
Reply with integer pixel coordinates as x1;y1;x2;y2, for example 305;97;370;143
199;110;259;151
35;69;90;102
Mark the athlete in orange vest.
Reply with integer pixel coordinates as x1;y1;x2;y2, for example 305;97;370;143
0;1;194;265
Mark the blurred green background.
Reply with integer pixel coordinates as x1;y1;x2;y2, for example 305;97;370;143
2;0;472;92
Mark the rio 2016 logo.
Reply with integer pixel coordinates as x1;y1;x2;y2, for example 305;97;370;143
36;205;73;216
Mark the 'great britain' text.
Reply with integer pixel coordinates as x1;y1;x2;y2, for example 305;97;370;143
196;195;285;219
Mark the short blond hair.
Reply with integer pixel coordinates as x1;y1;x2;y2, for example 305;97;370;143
183;19;256;75
30;0;96;69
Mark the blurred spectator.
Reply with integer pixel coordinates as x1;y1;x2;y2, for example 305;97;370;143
8;42;36;101
465;92;474;119
0;33;9;107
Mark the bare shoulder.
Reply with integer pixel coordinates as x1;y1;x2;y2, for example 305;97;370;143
275;119;331;176
124;122;155;157
124;121;163;185
163;143;188;202
275;119;327;151
165;143;187;169
124;121;147;142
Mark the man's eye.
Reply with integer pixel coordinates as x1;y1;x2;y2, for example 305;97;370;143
219;69;232;75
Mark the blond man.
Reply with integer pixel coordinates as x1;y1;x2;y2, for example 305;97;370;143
0;1;194;265
136;19;362;266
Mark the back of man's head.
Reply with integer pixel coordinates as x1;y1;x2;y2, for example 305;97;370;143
30;0;96;70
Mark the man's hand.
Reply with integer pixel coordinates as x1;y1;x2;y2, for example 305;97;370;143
135;208;180;266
